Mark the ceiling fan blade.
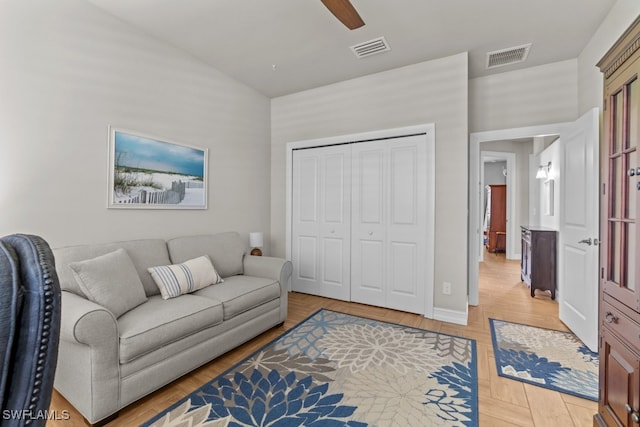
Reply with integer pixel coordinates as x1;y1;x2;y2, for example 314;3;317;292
321;0;365;30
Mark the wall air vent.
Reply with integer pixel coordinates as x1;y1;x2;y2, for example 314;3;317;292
486;43;532;69
351;36;391;59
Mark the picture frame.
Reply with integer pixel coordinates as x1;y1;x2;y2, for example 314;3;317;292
107;127;208;209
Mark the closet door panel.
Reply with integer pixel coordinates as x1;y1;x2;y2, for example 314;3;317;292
358;150;384;224
297;236;317;280
292;145;351;301
391;146;417;225
389;242;417;295
321;151;351;296
293;156;319;289
351;135;427;314
386;137;427;313
358;240;385;292
352;142;387;307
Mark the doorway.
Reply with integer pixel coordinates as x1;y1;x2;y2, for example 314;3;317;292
469;123;567;306
469;111;600;352
480;150;516;261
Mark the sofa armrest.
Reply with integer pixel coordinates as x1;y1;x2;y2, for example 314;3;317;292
56;291;120;424
243;256;292;323
60;290;118;344
242;255;292;291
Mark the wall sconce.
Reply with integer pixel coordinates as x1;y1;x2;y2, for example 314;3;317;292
249;232;264;256
536;161;551;180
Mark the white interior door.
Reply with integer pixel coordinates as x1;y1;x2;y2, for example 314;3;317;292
291;145;351;300
559;108;599;352
351;135;428;314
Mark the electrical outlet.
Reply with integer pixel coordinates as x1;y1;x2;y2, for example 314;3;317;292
442;282;452;295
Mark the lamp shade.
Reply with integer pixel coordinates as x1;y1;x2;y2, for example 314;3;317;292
249;232;263;248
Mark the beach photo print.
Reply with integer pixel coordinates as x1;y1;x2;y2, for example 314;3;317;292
107;127;208;209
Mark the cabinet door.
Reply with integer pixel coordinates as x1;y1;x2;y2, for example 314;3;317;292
601;59;640;311
598;327;640;426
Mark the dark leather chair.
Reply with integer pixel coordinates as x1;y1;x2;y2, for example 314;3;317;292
0;234;61;427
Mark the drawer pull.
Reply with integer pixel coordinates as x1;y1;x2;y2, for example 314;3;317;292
605;312;619;323
629;405;640;424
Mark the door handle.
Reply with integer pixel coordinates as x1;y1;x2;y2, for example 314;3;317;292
578;238;592;245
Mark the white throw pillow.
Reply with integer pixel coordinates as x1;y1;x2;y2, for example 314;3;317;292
69;248;148;318
148;255;223;299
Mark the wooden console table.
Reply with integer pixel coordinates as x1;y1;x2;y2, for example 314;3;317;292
520;225;557;300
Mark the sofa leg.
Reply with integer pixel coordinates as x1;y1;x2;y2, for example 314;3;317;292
83;412;119;427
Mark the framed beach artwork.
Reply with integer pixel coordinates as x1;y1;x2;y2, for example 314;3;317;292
107;127;208;209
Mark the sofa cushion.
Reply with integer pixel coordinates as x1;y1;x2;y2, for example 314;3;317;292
117;294;223;364
193;275;280;320
54;239;170;297
69;248;148;318
167;232;246;278
148;256;223;300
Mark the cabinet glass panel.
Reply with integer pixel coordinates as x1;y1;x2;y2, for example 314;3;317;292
614;90;624;153
629;150;637;221
613;156;623;219
630;78;638;149
610;221;622;284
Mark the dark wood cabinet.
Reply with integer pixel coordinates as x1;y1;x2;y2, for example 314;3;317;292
598;295;640;427
596;15;640;427
520;226;556;300
486;184;507;253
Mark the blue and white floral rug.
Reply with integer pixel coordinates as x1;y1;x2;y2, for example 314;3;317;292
143;309;478;427
489;318;598;401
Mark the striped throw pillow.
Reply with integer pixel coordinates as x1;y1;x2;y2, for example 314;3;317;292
148;255;223;299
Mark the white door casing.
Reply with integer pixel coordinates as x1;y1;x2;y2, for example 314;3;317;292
558;108;600;352
291;144;351;301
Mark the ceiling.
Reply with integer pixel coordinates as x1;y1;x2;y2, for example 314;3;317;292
85;0;616;98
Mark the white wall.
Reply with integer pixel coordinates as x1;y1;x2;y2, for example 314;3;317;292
271;53;469;314
0;0;271;249
537;141;562;230
469;60;579;133
578;0;640;114
484;162;507;186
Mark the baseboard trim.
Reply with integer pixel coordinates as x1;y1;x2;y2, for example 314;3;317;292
433;305;468;326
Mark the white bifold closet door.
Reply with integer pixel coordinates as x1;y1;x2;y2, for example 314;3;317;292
291;144;351;301
291;133;429;315
351;135;428;313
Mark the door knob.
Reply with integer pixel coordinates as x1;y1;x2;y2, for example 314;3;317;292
368;231;373;236
578;238;592;245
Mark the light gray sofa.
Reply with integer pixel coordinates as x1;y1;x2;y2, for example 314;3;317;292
51;232;291;425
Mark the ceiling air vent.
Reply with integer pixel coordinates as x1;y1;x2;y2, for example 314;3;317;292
486;43;531;69
351;37;391;59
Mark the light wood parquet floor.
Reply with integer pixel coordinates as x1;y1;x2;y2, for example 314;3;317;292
47;253;597;426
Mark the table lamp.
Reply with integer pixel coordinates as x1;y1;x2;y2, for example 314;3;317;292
249;232;263;256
